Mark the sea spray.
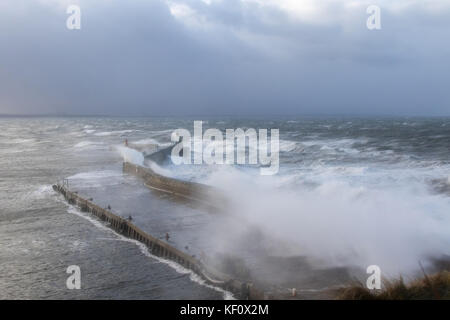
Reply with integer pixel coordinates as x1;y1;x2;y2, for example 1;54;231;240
115;145;144;166
146;159;174;177
201;167;450;276
116;145;173;176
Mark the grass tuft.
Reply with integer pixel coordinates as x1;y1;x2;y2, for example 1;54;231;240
337;271;450;300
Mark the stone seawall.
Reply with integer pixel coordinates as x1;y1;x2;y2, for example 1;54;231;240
123;162;225;206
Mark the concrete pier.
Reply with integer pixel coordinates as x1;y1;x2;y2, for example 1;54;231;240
122;162;227;207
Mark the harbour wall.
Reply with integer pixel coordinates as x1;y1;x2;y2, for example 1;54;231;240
122;162;225;206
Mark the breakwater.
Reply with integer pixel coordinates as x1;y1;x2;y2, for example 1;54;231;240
53;183;265;299
123;162;226;206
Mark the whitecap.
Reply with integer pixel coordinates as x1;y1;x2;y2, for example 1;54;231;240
74;141;104;148
133;138;172;148
94;130;135;137
68;170;122;181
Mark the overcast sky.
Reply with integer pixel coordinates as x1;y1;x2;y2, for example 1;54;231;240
1;0;449;116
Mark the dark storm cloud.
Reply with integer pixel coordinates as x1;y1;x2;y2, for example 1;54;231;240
0;0;449;116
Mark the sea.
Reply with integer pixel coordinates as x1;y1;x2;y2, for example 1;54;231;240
0;116;449;299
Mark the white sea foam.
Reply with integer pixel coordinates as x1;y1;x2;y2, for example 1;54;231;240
189;135;298;155
66;170;124;188
74;141;104;148
94;130;135;137
68;170;123;181
8;138;35;144
115;145;144;166
116;144;174;176
133;138;172;148
146;160;174;177
31;185;54;200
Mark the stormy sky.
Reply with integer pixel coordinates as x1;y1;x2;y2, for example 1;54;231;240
1;0;449;116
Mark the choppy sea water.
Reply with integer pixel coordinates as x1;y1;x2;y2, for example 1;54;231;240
0;116;449;299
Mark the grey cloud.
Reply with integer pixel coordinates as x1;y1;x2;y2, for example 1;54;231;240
0;0;449;116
